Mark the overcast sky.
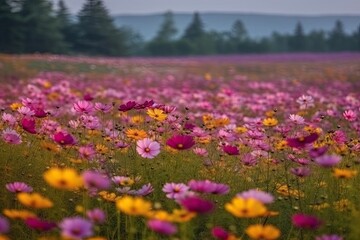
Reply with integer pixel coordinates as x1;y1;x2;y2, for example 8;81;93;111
56;0;360;15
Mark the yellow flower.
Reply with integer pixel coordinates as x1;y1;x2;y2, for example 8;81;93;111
96;144;109;154
171;209;197;223
275;140;287;150
310;203;330;210
3;209;36;219
17;192;53;209
98;191;119;202
262;118;278;127
42;80;52;88
204;73;212;81
276;184;304;198
130;115;144;125
43;167;83;190
246;224;281;240
235;126;247;134
149;210;173;221
116;196;152;217
125;129;148;140
87;237;107;240
40;141;61;153
333;168;357;179
334;199;352;212
214;117;230;127
225;197;267;218
10;102;22;111
0;235;9;240
147;108;167;121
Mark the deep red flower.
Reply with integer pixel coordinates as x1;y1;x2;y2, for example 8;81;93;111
33;108;47;118
134;100;154;109
292;213;322;229
287;133;319;148
83;93;94;101
118;101;137;112
180;196;214;214
21;117;36;134
166;135;195;150
25;217;57;231
211;226;229;240
223;145;239;155
54;131;75;145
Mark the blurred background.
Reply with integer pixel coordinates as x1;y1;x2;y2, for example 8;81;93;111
1;0;359;56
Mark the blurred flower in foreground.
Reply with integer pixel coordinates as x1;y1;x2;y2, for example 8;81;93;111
17;193;53;209
292;213;322;229
6;182;33;193
225;197;267;218
59;217;93;240
116;196;152;217
147;219;177;236
44;167;83;190
245;224;280;240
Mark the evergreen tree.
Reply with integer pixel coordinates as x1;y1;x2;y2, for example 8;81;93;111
307;30;327;52
0;0;23;53
229;19;248;53
328;20;347;51
182;12;205;41
289;22;306;52
154;11;177;42
20;0;66;53
56;0;74;52
76;0;126;56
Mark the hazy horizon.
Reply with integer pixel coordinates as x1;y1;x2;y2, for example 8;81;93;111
53;0;360;15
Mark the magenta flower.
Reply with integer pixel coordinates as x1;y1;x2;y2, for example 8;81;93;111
73;100;94;114
130;183;154;196
211;226;229;240
2;128;22;145
59;217;93;240
162;183;189;200
290;167;311;177
2;113;16;126
136;138;161;159
54;131;75;145
147;219;177;236
166;135;195;150
25;217;56;231
287;133;319;148
21;117;36;134
188;180;229;195
82;171;111;190
180;195;214;214
343;110;357;122
86;208;106;224
309;146;328;158
241;154;258;166
118;101;137;112
292;213;322;229
237;189;274;204
83;93;94;101
94;103;112;113
33;108;47;118
79;145;96;160
0;216;9;234
6;182;33;193
134;100;154;109
222;145;239;155
315;234;343;240
315;154;341;168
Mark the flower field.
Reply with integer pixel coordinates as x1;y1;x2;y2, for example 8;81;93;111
0;53;360;240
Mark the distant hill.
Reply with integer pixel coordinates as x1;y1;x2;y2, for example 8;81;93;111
113;13;360;41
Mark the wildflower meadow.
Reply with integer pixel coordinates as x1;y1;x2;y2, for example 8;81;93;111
0;53;360;240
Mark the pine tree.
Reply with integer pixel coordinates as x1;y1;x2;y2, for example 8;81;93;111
76;0;126;56
0;0;23;53
231;20;248;42
182;12;205;41
154;11;177;42
56;0;74;51
289;22;306;52
328;20;347;51
20;0;66;53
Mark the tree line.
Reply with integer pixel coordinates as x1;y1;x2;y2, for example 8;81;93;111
1;0;360;56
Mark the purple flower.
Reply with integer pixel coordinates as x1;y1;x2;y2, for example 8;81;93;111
309;146;328;158
21;117;36;134
131;183;154;196
54;131;75;146
287;133;319;148
211;226;229;240
73;100;94;114
86;208;106;224
315;234;343;240
82;170;111;190
237;189;274;204
222;145;239;155
2;128;22;145
118;101;137;112
315;154;341;168
292;213;322;229
0;216;9;234
25;217;56;231
134;100;154;109
6;182;33;193
59;217;93;240
180;196;214;214
162;183;189;200
241;154;258;166
147;219;177;235
188;180;229;195
290;167;311;177
166;135;195;150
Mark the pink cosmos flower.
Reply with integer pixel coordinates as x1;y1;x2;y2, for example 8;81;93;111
73;100;94;114
1;113;16;126
289;114;305;124
86;208;106;224
188;180;229;195
286;133;319;148
296;95;314;109
147;219;177;236
211;226;229;240
237;189;274;204
193;147;208;157
25;217;57;231
166;135;195;150
59;217;93;239
136;138;161;159
2;128;22;144
292;213;322;229
343;110;357;122
18;106;35;117
180;195;214;214
54;131;75;145
162;183;189;200
118;101;137;112
6;182;33;193
94;103;113;113
315;154;341;167
21;117;36;134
